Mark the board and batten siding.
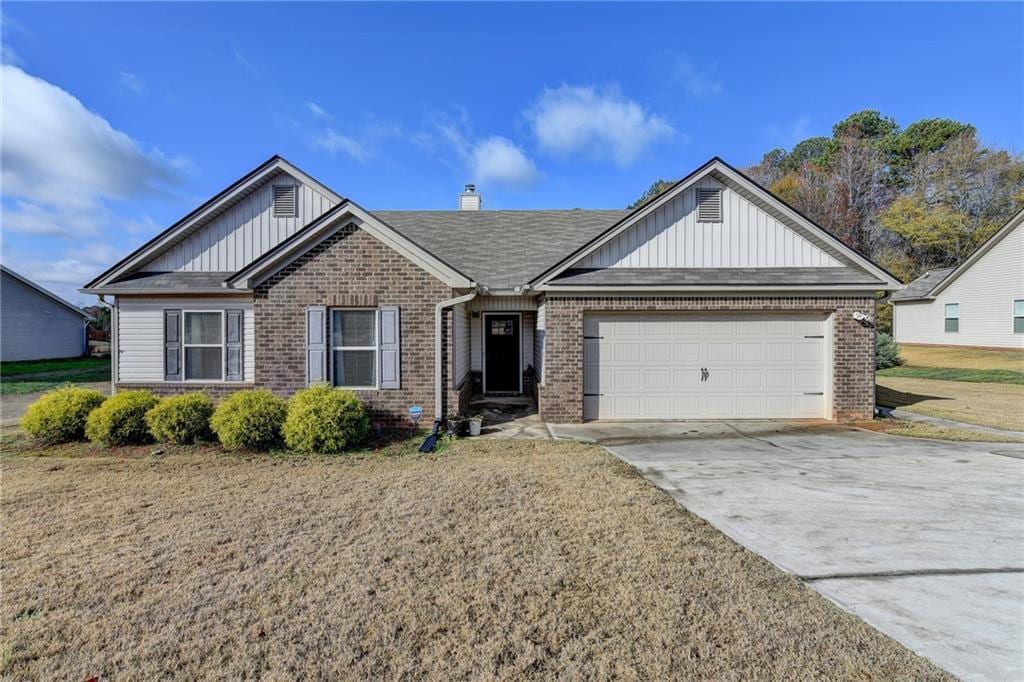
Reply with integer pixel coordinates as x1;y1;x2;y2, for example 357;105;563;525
146;175;338;272
0;272;87;361
893;223;1024;349
118;297;255;382
578;177;842;269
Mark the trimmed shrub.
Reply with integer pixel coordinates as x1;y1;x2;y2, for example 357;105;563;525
876;332;903;370
210;389;286;451
283;385;371;454
145;392;214;444
85;390;159;446
20;386;106;443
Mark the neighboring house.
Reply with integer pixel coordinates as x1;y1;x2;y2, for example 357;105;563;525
2;265;91;362
81;156;901;425
890;208;1024;350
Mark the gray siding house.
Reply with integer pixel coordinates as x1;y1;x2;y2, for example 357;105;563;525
2;266;91;362
82;156;902;425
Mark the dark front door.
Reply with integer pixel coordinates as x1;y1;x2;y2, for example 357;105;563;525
484;314;521;393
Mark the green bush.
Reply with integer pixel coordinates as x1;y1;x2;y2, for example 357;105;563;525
876;332;903;370
20;386;106;443
283;384;371;454
210;389;287;451
145;392;214;444
85;390;159;446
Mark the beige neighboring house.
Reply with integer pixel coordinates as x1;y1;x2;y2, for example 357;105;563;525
890;208;1024;350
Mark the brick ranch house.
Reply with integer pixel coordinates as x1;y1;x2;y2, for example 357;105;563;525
82;156;902;425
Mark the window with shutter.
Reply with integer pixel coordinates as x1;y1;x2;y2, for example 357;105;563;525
273;185;297;218
696;188;722;222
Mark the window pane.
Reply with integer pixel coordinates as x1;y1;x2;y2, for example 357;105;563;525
332;310;376;347
945;318;959;333
1015;317;1024;334
944;303;959;319
185;347;222;380
184;312;222;344
333;350;375;387
1015;300;1024;317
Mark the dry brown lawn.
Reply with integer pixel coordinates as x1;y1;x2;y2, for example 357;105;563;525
898;344;1024;372
1;434;948;680
854;418;1024;443
877;375;1024;431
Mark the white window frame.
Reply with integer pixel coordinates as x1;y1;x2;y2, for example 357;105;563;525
330;308;379;390
944;303;959;333
182;310;225;382
1014;299;1024;334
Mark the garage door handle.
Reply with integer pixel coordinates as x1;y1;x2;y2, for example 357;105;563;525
583;335;604;339
700;368;709;382
583;393;603;397
804;335;824;338
804;392;824;395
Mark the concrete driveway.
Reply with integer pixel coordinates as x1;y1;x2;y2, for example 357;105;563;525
549;421;1024;681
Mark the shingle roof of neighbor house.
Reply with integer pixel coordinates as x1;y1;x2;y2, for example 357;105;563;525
374;210;629;289
548;267;885;287
889;267;955;302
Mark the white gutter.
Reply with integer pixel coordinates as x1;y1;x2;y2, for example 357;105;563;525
97;295;117;394
434;289;478;419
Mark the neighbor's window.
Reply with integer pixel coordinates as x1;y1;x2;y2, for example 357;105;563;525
184;311;223;380
331;309;377;388
1015;300;1024;334
944;303;959;333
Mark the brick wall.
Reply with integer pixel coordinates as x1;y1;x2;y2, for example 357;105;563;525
253;224;455;426
115;382;254;400
538;295;876;423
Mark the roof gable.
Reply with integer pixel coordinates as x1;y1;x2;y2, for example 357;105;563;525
82;156;342;291
2;266;91;318
930;208;1023;297
532;157;902;290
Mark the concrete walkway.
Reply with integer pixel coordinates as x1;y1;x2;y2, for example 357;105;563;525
549;421;1024;681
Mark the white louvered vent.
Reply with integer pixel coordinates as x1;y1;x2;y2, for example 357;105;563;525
273;185;298;218
696;188;723;222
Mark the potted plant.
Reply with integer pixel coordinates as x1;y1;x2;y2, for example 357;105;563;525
467;414;483;436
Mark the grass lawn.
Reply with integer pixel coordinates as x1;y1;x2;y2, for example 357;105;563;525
876;376;1024;432
897;345;1024;372
0;433;947;680
0;357;110;396
878;366;1024;385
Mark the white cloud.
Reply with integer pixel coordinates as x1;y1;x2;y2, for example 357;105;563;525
417;112;538;188
671;56;723;99
766;115;812;145
119;70;145;94
1;43;22;66
233;48;259;75
527;85;673;167
311;129;369;162
2;242;125;304
306;101;331;119
0;64;186;238
471;136;537;187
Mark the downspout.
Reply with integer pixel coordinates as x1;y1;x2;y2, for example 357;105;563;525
97;294;117;395
435;289;478;420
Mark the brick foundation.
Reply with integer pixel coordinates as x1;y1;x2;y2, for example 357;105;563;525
538;295;876;423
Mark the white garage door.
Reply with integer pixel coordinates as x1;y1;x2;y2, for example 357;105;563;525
583;314;829;420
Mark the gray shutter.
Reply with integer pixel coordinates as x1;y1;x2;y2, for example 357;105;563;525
306;306;327;385
379;306;400;389
164;309;182;381
225;309;244;381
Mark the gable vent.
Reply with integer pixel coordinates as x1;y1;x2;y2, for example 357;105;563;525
273;185;298;218
696;188;723;223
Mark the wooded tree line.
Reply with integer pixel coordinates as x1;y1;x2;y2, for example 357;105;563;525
633;110;1024;284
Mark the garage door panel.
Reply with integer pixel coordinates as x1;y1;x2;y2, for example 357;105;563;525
583;313;828;420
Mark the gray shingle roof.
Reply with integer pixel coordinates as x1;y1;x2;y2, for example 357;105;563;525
549;267;884;287
889;267;953;302
104;271;235;291
373;210;628;289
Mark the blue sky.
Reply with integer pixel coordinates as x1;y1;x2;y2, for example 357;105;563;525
2;2;1022;303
